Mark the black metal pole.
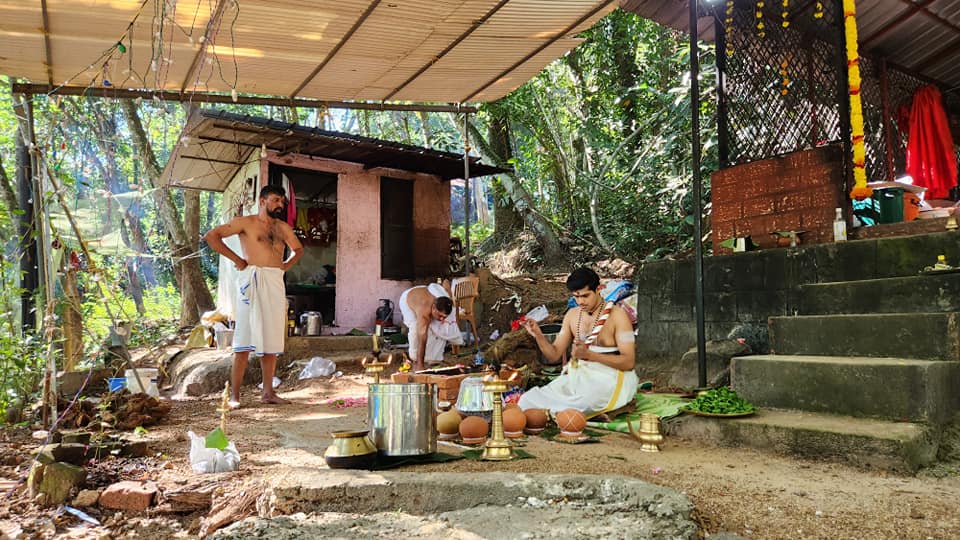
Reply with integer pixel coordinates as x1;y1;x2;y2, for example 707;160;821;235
689;0;707;388
463;112;472;276
13;95;38;331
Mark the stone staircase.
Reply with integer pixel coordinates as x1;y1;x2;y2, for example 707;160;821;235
668;271;960;471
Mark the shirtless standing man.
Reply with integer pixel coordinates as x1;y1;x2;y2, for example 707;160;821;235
204;185;303;406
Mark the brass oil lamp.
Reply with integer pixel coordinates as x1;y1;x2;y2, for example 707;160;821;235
481;372;517;461
362;352;393;385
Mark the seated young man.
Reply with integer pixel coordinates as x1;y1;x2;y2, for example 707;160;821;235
519;267;638;417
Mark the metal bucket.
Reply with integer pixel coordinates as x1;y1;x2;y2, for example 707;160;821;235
368;383;436;456
300;311;322;336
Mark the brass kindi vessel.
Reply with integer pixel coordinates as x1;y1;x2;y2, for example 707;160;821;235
628;413;664;453
481;374;517;461
323;430;378;469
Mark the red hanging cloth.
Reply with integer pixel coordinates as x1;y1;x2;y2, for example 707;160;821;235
906;85;958;200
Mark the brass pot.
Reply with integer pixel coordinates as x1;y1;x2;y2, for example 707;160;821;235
324;430;378;469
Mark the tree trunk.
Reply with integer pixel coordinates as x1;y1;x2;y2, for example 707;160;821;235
484;112;523;237
418;111;432;147
466;112;565;264
120;99;214;326
0;153;17;214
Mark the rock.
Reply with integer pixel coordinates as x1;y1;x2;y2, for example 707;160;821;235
38;462;86;506
670;339;751;389
56;368;112;398
168;349;261;398
99;481;158;512
73;489;102;507
60;431;92;445
35;443;88;466
119;440;150;457
27;463;44;498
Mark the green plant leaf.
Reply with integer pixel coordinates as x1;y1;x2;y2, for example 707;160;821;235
205;428;229;450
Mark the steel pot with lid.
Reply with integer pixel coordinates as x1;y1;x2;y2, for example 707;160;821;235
368;383;436;456
300;311;322;336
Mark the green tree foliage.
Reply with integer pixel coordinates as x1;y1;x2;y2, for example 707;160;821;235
480;10;718;260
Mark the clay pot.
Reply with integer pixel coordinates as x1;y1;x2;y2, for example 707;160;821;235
502;407;527;438
459;416;489;445
523;408;549;434
556;409;586;436
437;409;462;441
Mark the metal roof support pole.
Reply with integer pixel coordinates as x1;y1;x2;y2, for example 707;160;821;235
12;92;38;332
689;0;707;388
463;111;472;276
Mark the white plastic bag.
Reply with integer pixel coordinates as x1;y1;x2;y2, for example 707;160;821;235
298;357;336;379
525;305;549;322
188;431;240;473
257;376;283;390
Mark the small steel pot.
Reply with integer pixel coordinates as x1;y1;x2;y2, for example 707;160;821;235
323;430;378;469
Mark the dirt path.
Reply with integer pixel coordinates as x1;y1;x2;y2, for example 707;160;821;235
141;353;960;539
4;351;959;539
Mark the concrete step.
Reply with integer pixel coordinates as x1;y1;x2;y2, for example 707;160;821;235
799;272;960;315
731;355;960;422
769;312;960;361
665;408;937;472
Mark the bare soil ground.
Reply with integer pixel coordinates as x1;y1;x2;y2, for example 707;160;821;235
2;349;959;539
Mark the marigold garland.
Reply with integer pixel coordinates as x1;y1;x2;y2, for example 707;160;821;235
756;0;766;39
814;1;824;19
781;0;790;27
725;0;735;57
843;0;872;200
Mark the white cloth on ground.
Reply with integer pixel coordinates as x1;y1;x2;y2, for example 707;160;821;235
399;283;463;364
232;266;286;355
518;345;638;415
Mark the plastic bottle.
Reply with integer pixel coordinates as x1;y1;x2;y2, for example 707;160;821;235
833;207;847;242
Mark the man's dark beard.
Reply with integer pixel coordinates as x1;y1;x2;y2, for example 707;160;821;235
268;207;284;219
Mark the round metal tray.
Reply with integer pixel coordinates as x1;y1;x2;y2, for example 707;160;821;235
683;409;755;418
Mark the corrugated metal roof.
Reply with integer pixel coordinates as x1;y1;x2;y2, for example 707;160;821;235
0;0;617;103
161;109;508;192
620;0;960;92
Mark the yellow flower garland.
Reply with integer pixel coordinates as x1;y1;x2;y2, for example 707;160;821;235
844;0;872;200
725;0;735;57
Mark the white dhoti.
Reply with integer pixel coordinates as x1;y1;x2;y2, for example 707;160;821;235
519;347;638;416
232;266;286;356
399;283;463;364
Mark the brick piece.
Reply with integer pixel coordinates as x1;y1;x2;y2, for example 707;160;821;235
99;481;157;512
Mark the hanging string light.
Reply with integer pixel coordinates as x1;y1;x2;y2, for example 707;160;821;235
781;0;790;27
756;0;766;38
725;0;735;57
843;0;872;200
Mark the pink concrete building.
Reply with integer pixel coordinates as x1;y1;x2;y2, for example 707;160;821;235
161;110;503;338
